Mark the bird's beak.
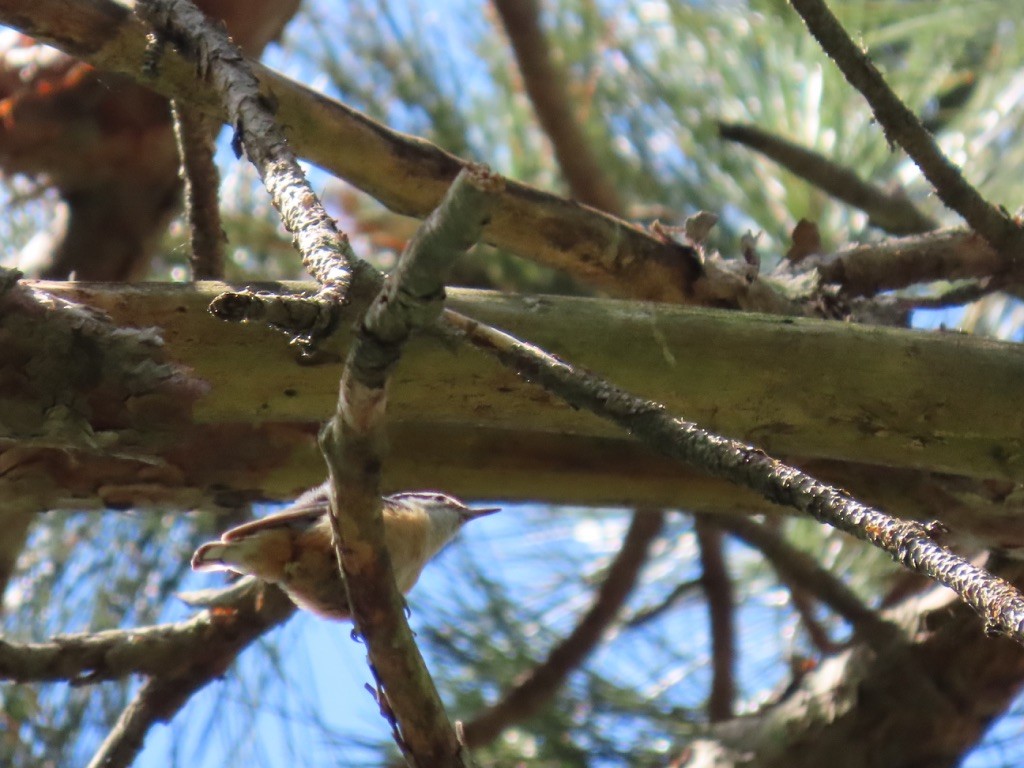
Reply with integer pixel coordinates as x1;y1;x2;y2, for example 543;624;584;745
461;506;500;523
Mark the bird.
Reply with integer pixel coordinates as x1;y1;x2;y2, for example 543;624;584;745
191;482;499;619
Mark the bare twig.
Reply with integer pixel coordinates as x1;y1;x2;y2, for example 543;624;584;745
442;310;1024;645
492;0;624;215
695;519;735;721
319;165;503;767
87;675;199;768
138;0;365;298
891;281;996;312
818;228;1007;298
463;509;664;746
76;580;295;768
0;579;295;683
787;586;843;654
722;516;896;649
170;101;225;279
787;0;1024;257
718;121;936;236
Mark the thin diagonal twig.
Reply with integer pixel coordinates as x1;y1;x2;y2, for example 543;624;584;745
787;0;1023;258
624;577;703;629
442;310;1024;645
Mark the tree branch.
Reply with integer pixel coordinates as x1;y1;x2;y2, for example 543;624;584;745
138;0;364;299
0;0;706;304
13;279;1024;528
63;579;293;768
442;310;1024;645
817;227;1007;297
16;0;1017;313
492;0;624;215
722;516;896;649
787;0;1024;258
170;101;225;279
0;579;290;683
695;519;735;721
87;671;209;768
718;121;936;236
319;165;503;767
463;509;664;746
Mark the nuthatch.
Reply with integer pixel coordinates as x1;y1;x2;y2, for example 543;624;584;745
191;482;499;619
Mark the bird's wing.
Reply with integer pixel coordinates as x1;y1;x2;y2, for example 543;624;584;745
219;499;328;541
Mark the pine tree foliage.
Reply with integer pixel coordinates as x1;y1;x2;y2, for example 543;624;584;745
3;1;1024;767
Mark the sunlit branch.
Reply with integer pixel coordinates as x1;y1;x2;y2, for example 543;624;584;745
695;519;735;721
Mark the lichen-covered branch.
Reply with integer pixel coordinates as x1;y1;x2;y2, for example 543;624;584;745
319;165;502;767
138;0;364;297
443;310;1024;645
718;121;936;236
